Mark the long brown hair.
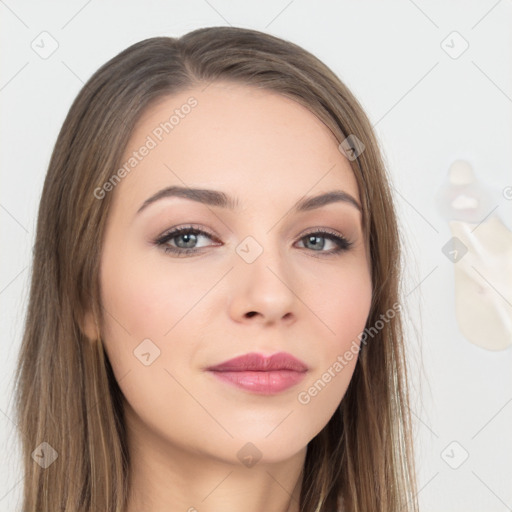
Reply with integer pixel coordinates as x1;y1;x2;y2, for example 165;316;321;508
13;26;418;511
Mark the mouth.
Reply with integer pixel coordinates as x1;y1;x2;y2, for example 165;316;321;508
205;352;309;395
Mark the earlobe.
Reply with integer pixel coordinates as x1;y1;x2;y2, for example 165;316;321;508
81;309;101;342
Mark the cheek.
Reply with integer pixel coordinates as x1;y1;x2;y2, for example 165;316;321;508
294;261;371;418
100;251;215;341
97;253;216;433
310;259;373;349
98;248;223;395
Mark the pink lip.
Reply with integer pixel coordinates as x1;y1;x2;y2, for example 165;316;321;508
206;352;308;395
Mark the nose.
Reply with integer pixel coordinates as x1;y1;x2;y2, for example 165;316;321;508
227;242;298;326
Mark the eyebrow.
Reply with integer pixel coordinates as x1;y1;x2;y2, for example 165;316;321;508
136;185;362;215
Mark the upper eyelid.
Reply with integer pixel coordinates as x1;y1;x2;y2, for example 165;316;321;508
156;224;347;237
156;225;218;243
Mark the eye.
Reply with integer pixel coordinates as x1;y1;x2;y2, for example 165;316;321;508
154;225;353;257
295;228;353;255
154;225;220;257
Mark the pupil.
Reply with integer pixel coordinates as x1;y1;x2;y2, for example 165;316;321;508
179;233;196;248
307;235;324;250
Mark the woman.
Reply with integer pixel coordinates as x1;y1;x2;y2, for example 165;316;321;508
14;26;418;512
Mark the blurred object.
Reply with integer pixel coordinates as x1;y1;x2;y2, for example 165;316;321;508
436;160;512;351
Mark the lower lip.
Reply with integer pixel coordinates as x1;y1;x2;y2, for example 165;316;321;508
207;370;307;394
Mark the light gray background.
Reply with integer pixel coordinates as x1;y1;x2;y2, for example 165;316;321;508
1;1;511;511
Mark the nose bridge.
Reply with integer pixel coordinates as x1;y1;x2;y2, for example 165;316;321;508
235;227;288;277
229;230;298;322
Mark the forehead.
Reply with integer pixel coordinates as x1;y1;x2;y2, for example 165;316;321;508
115;82;360;211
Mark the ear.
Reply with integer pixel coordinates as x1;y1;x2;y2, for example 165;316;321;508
80;308;101;342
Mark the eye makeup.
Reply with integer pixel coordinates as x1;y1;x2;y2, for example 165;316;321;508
153;224;353;258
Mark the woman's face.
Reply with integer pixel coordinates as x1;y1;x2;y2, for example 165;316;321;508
89;82;372;466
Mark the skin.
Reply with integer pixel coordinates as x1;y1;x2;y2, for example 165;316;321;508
84;81;373;512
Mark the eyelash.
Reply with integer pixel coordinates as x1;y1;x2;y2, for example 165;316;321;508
154;224;353;258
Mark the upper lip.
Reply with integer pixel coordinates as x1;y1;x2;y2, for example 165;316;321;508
206;352;309;372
